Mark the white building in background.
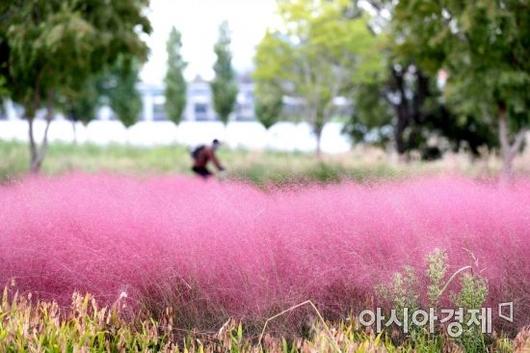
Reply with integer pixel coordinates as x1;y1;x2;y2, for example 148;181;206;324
0;75;255;123
0;75;352;153
139;75;255;122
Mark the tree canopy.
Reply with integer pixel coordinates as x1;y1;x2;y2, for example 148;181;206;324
392;0;530;173
0;0;151;171
211;21;238;125
254;81;283;130
101;57;143;128
164;27;187;126
254;0;384;154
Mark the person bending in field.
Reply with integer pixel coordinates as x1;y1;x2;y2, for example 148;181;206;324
190;139;225;178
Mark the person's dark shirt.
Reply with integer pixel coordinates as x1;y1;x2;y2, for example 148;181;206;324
193;147;224;171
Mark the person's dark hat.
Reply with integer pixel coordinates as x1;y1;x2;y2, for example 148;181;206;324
212;139;221;145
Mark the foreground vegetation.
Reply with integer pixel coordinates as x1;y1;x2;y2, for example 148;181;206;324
2;140;530;185
1;287;529;353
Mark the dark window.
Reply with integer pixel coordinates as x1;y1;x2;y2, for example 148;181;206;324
194;103;208;121
153;103;167;121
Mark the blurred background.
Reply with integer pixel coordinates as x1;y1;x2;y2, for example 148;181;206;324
0;0;528;183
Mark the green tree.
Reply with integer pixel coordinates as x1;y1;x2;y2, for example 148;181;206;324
342;1;500;160
392;0;530;176
254;0;384;155
343;81;393;147
253;31;284;130
102;57;143;128
344;60;498;160
164;27;187;126
254;83;283;130
211;21;238;125
0;0;151;172
61;76;101;143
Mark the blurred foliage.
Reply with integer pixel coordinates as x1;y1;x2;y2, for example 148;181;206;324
391;0;530;170
100;56;143;128
342;82;393;147
0;141;407;185
345;64;498;159
164;27;187;126
61;76;100;127
0;0;150;117
0;0;151;171
1;140;526;186
393;0;530;124
60;57;144;130
339;1;501;160
254;80;283;130
211;21;238;125
254;0;384;154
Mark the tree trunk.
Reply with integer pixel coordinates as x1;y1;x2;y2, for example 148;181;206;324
28;91;54;174
315;127;322;157
28;116;39;173
498;104;527;180
72;120;77;145
29;117;52;173
313;108;325;157
390;65;410;159
394;105;408;156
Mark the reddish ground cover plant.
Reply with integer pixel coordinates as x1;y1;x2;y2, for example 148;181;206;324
0;174;528;330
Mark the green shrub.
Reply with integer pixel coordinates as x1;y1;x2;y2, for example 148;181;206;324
375;248;494;352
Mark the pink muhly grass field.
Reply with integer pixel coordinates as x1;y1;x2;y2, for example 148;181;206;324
0;174;529;329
